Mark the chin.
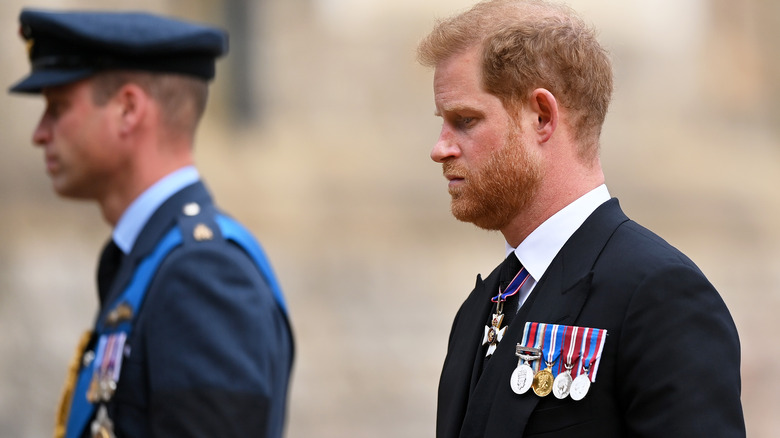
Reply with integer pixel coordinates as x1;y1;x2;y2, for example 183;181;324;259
451;203;508;231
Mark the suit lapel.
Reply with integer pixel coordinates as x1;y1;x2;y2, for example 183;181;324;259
455;199;629;437
437;271;499;438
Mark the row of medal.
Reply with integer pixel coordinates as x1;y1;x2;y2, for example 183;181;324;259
86;332;127;438
509;322;606;400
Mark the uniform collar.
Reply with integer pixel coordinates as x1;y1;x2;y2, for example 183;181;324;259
113;166;200;253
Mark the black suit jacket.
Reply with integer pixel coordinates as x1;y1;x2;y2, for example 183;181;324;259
87;181;293;438
437;199;745;437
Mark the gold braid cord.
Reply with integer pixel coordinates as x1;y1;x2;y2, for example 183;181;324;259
54;330;93;438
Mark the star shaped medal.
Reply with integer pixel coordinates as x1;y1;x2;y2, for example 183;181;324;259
483;311;508;356
482;266;530;357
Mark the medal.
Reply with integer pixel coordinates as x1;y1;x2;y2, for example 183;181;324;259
482;313;507;357
510;344;540;394
86;333;127;403
511;322;608;400
553;326;582;399
481;266;530;357
532;324;564;397
569;326;607;401
552;364;573;399
86;336;109;403
510;322;546;395
90;405;116;438
570;373;591;401
532;368;554;397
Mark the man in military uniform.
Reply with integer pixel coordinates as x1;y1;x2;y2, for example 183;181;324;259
417;1;745;436
9;9;293;438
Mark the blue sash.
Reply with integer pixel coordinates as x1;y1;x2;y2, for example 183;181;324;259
65;215;286;438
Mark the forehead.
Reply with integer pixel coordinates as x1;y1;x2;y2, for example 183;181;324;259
433;46;499;114
42;78;92;100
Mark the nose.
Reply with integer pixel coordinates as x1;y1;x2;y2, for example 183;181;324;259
430;125;460;163
32;114;51;147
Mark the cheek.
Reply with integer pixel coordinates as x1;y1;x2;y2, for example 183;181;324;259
470;130;508;163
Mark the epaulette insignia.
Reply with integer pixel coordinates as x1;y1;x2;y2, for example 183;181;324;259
105;302;133;326
193;223;214;241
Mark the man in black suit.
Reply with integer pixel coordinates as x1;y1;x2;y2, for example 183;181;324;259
417;1;745;436
9;9;293;438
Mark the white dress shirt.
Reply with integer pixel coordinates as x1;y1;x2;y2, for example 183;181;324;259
506;184;611;309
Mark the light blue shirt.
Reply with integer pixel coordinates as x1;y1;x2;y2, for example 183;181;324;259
505;184;611;309
113;166;200;254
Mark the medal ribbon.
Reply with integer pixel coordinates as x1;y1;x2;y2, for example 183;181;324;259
541;324;565;371
588;328;607;382
556;325;582;375
491;267;530;303
575;327;608;382
110;333;126;382
522;322;546;372
575;327;591;378
519;321;533;348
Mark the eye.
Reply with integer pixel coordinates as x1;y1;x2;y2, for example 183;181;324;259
45;101;64;119
458;116;476;129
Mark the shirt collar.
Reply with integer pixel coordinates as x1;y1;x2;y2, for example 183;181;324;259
505;184;611;283
113;166;200;254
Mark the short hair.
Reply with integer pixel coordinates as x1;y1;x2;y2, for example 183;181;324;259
90;71;209;138
417;0;613;161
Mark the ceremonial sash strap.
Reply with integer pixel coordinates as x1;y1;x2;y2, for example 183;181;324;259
62;215;286;438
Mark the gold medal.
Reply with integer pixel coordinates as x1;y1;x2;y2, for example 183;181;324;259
86;372;101;403
532;368;554;397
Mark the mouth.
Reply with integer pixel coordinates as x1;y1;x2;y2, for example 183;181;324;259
444;174;465;190
44;154;58;174
442;161;467;190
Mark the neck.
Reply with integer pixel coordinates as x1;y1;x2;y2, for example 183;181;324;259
501;164;604;248
98;147;194;226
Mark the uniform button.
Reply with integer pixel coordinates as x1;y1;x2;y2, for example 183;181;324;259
183;202;200;216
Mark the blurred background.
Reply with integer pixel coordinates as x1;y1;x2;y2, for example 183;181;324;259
1;0;778;436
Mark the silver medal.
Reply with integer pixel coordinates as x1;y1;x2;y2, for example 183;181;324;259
511;344;541;395
570;373;591;401
552;363;573;399
552;371;573;399
510;364;535;394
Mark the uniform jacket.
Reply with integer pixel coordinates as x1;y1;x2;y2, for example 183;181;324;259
437;199;745;437
89;181;294;438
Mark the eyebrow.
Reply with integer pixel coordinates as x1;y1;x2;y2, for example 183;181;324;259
434;104;483;118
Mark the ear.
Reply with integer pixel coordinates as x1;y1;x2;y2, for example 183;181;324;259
113;83;149;137
528;88;558;143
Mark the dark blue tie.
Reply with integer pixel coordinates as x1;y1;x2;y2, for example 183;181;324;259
96;239;123;303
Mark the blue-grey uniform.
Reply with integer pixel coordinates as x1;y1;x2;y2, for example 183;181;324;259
9;9;294;438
